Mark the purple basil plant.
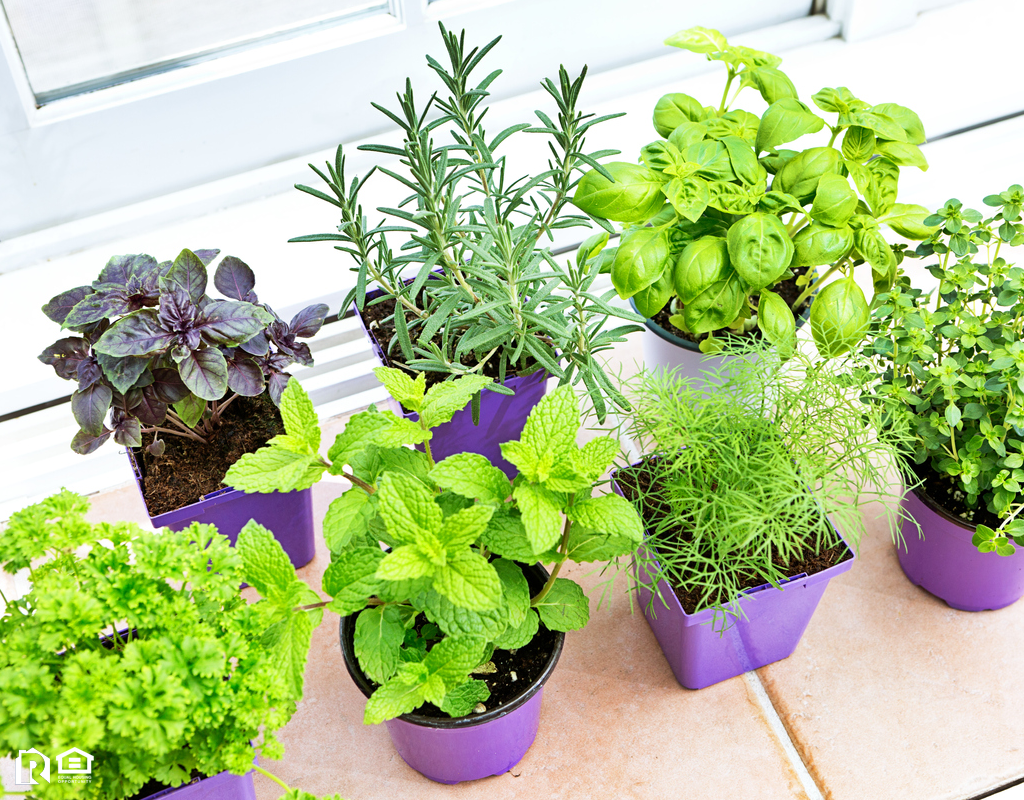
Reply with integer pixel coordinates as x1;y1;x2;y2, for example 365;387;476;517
39;248;328;456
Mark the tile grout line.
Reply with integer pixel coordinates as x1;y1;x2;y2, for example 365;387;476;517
743;671;825;800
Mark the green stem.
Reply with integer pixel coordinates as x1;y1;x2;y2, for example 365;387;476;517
344;470;376;495
793;259;847;309
827;126;840;147
531;498;575;606
718;70;736;115
253;766;291;793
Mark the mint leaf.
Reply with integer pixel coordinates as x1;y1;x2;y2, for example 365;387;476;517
266;605;314;699
373;367;426;411
364;662;433;724
493;607;540;650
430;452;513;503
354;605;405;684
479;511;560;562
225;447;324;493
322;489;374;553
439;679;491;717
544;463;594;493
514;483;565;553
567;494;643;543
376;545;435;581
327;407;392;466
534;578;590;631
423;634;488;690
322;546;385;616
237;520;295;595
373;416;432;448
419;375;494;428
565;525;638;563
436;504;494;551
415;589;509;639
573;436;620;480
279;378;321;452
378;472;442;544
378;447;431;483
435;549;502;611
506;385;579;481
493;558;529;628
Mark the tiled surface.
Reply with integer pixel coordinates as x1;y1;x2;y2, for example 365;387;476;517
757;501;1024;800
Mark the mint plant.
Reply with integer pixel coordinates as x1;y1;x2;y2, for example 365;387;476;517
291;25;642;421
864;188;1024;554
0;491;330;799
225;372;643;723
39;249;327;455
572;25;936;356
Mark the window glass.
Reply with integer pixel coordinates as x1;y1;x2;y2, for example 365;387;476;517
2;0;388;102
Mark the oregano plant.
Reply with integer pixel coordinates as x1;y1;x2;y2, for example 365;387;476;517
225;373;643;723
572;25;936;356
39;249;327;456
0;492;341;799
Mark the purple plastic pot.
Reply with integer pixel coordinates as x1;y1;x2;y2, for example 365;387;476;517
355;285;547;478
127;449;315;568
612;466;854;689
898;486;1024;612
338;564;564;784
137;771;256;800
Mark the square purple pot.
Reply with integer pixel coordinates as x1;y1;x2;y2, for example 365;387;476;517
354;286;547;478
612;466;854;689
127;450;315;568
137;770;255;800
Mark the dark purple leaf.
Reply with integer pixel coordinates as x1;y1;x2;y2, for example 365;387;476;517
42;286;93;325
113;417;143;447
286;341;313;366
158;289;199;328
150;368;190;403
177;348;229;400
71;383;112;435
192;249;221;267
289;304;329;338
214;256;257;301
96;254;157;288
225;353;265;396
77;356;103;389
71;427;112;455
199;300;274;346
38;338;91;381
161;249;208;303
130;370;154;389
94;309;175;357
267;371;291;405
63;289;131;330
82;319;111;344
147;438;166;457
138;260;173;297
239;330;269;356
97;352;152;394
123;387;144;410
136;386;169;426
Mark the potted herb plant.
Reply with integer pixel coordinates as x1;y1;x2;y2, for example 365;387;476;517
290;25;643;475
613;346;913;689
224;372;644;783
572;25;935;379
864;189;1024;611
0;491;328;799
38;249;327;566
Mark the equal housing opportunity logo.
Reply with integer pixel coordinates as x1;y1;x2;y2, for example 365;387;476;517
14;747;93;785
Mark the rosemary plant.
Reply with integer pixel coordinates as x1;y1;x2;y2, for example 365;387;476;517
617;345;914;620
291;25;642;421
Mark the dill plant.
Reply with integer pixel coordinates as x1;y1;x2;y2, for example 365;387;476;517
617;345;914;620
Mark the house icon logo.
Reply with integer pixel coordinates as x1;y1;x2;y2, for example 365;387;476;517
15;749;50;784
57;747;94;775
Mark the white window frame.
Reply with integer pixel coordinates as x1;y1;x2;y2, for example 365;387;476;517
0;0;816;241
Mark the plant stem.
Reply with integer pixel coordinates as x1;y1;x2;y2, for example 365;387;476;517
344;471;375;494
718;70;736;115
253;766;291;793
164;412;209;442
531;500;575;606
212;392;241;423
793;259;847;309
145;425;208;444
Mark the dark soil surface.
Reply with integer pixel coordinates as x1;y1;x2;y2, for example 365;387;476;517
912;459;1001;528
135;393;284;516
361;289;536;390
650;267;811;346
616;458;851;615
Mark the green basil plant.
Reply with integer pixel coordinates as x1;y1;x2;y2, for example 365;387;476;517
0;492;341;800
572;25;937;355
863;188;1024;555
224;372;642;724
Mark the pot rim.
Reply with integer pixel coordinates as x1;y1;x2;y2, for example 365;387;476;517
337;565;564;730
